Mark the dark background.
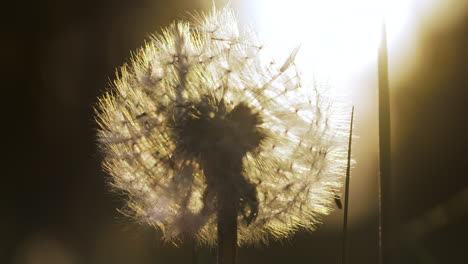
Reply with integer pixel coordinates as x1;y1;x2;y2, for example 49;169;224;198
3;0;467;263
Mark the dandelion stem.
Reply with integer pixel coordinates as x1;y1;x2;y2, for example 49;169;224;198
217;194;238;264
341;106;354;264
189;236;198;264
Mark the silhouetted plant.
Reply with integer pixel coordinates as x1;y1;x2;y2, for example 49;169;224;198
95;6;349;264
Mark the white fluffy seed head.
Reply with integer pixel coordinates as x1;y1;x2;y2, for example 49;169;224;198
95;6;350;246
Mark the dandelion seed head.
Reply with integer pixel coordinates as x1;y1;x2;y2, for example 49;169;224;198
96;7;350;246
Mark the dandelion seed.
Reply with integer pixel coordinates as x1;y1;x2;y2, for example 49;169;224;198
95;6;349;248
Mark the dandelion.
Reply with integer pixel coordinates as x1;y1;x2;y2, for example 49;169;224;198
95;5;349;259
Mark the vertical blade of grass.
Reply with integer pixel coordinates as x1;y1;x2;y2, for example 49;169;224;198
378;20;392;264
341;106;354;264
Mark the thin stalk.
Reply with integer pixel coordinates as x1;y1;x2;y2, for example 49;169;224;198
202;150;241;264
378;20;392;264
341;106;354;264
217;194;238;264
191;237;198;264
182;231;198;264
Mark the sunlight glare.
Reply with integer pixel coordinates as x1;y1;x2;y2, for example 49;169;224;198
236;0;411;93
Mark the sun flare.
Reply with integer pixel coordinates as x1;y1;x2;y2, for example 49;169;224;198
236;0;411;92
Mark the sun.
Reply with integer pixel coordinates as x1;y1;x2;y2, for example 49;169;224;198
235;0;411;92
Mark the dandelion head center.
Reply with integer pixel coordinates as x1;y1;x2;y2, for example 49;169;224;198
173;97;266;159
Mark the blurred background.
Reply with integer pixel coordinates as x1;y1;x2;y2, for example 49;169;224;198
3;0;467;263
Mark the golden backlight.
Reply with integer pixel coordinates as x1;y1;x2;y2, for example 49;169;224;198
235;0;410;92
233;0;414;227
232;0;468;226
